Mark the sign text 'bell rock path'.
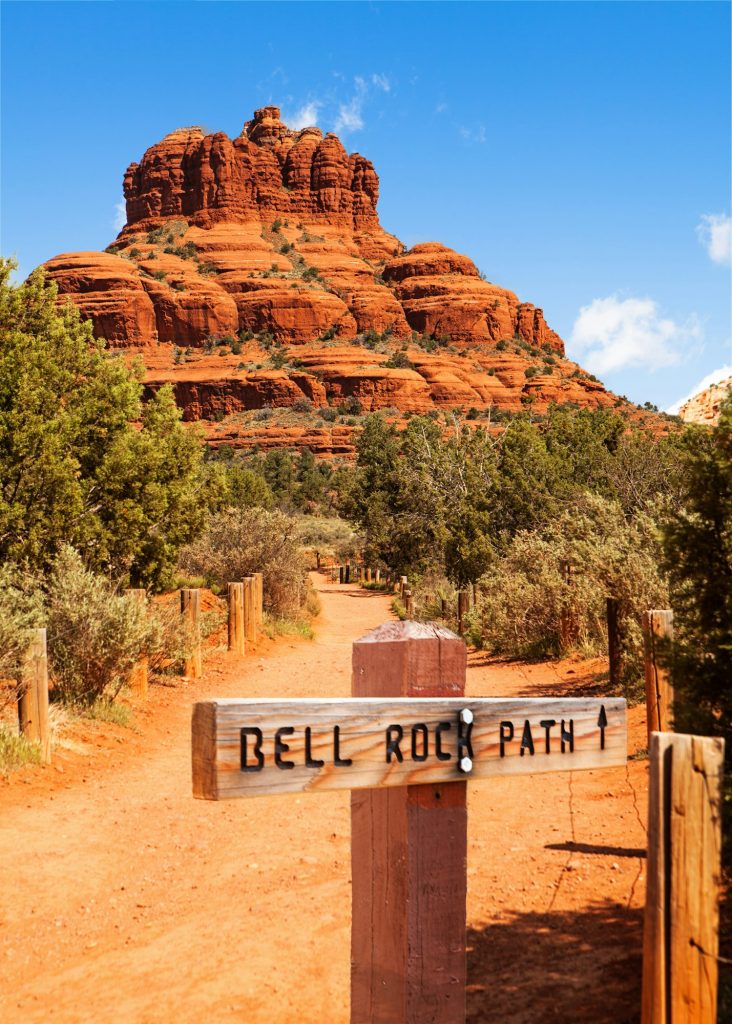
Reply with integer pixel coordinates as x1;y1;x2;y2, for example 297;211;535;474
191;696;627;800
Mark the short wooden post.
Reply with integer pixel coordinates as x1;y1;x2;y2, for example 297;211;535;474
345;564;351;584
642;732;724;1024
243;576;257;644
643;610;674;743
180;588;202;679
351;621;467;1024
441;597;448;619
400;575;408;599
607;597;621;690
375;569;381;583
227;583;245;655
365;567;372;584
457;590;469;634
18;628;51;764
404;589;414;617
253;572;264;627
125;588;149;698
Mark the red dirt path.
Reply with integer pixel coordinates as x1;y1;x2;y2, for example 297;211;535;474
0;576;648;1024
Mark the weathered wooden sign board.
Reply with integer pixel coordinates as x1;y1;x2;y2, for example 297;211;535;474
192;696;626;800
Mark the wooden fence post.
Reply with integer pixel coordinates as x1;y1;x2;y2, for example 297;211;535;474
607;597;621;691
441;597;448;619
642;732;724;1024
351;621;467;1024
227;582;245;656
404;589;414;617
375;569;381;583
643;610;674;744
457;591;469;634
125;588;149;698
180;588;202;679
400;575;408;599
18;628;51;764
253;572;264;627
243;576;257;645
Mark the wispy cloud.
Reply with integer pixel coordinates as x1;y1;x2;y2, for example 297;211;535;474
332;74;390;134
459;124;487;144
696;213;732;266
666;362;732;414
283;101;321;130
435;102;448;114
113;201;126;233
569;295;702;375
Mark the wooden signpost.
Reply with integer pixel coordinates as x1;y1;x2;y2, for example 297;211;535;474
191;621;627;1024
192;694;626;800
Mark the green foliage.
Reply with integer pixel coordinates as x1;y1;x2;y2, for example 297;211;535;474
0;264;205;588
384;350;415;370
477;493;667;682
662;399;732;748
179;507;309;616
0;567;44;701
0;726;41;773
45;547;155;705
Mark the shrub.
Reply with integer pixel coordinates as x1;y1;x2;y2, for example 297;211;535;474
0;567;44;710
384;351;415;370
321;407;338;423
178;508;309;616
496;340;508;351
475;494;667;690
45;548;155;705
292;397;313;413
337;396;362;416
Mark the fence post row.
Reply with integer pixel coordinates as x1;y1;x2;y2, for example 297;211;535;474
351;622;468;1023
642;610;674;744
125;588;149;699
180;588;202;679
18;628;51;764
642;732;724;1024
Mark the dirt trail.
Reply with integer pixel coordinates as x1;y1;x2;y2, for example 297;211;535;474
0;577;648;1024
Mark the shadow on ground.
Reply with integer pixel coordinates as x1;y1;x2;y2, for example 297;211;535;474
467;900;642;1024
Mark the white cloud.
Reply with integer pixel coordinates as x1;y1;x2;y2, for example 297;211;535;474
332;73;390;134
435;102;447;114
283;101;320;130
113;201;126;233
459;124;486;144
666;362;732;414
334;95;364;133
569;295;702;375
696;213;732;266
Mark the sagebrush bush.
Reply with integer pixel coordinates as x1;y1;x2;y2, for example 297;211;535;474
46;547;156;704
178;508;309;616
476;493;667;685
0;567;44;709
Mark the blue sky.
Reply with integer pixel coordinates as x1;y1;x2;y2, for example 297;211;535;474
2;0;730;410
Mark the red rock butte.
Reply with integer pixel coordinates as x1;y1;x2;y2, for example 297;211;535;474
43;105;623;454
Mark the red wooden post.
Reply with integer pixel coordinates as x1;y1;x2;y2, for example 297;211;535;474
351;621;468;1024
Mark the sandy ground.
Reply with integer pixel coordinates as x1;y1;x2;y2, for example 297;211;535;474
0;575;649;1024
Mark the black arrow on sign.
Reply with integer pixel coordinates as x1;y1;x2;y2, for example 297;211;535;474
598;705;608;750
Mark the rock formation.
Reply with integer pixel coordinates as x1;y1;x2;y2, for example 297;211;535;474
42;106;630;452
677;376;731;426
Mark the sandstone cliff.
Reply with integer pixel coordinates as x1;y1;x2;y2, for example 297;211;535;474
42;105;629;452
678;376;731;426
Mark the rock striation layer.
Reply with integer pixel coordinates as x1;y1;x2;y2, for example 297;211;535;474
42;105;627;451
